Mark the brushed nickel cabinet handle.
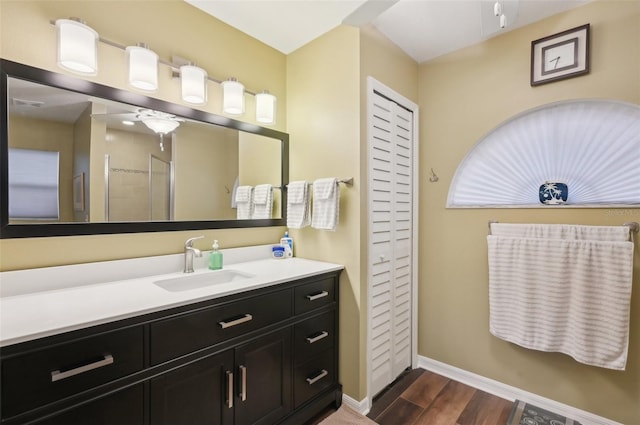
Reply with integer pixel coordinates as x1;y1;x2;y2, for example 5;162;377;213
218;314;253;329
51;354;114;382
239;365;247;401
306;369;329;385
306;331;329;344
226;371;233;409
306;291;329;301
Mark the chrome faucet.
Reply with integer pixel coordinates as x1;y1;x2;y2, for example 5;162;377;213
183;236;204;273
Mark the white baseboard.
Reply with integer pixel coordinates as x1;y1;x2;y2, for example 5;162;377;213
418;356;622;425
342;393;370;416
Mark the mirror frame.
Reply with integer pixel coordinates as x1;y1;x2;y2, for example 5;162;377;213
0;59;289;239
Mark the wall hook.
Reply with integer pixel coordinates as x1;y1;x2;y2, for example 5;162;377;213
429;168;439;182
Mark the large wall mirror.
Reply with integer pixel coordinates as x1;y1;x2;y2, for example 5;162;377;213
0;60;288;238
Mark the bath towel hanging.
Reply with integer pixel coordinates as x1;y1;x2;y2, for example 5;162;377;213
230;176;239;209
252;184;273;219
487;222;634;370
311;178;339;231
235;185;253;219
287;181;311;229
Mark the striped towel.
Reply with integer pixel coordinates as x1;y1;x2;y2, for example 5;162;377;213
252;184;273;219
287;181;311;229
235;185;253;219
311;178;339;231
488;223;634;370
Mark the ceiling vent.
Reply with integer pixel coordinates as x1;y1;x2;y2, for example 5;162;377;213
11;98;45;108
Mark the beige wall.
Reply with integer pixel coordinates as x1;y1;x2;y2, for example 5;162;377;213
173;124;237;221
239;132;283;218
419;1;640;423
287;25;363;398
0;0;287;270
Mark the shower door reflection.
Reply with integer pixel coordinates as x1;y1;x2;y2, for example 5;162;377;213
150;155;172;221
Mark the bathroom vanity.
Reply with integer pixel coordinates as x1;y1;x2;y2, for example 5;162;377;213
0;252;343;425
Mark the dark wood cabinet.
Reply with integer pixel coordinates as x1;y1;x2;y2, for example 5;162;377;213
150;351;234;425
0;270;340;425
33;385;144;425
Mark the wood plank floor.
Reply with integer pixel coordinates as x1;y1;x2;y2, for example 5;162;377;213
306;368;514;425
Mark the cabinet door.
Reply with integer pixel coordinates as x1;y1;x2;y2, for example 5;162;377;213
150;351;234;425
234;329;292;425
34;384;143;425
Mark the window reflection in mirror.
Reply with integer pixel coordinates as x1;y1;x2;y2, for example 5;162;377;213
6;77;283;225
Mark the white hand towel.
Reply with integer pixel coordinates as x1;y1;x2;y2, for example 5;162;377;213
252;184;273;219
312;178;339;230
287;181;310;229
488;230;634;370
235;185;253;219
231;176;239;209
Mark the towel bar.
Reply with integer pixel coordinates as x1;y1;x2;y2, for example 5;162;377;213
285;177;354;188
625;222;639;243
488;221;639;241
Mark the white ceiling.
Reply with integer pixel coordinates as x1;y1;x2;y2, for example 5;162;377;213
186;0;591;63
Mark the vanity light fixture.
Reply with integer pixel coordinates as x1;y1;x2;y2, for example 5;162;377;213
55;18;98;75
256;90;276;124
222;78;245;115
180;64;207;105
52;18;277;124
126;43;158;91
122;120;135;126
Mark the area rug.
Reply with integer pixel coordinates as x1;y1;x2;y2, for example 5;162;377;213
319;405;378;425
507;400;582;425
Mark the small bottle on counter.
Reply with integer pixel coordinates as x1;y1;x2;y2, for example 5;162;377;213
280;231;294;258
209;240;223;270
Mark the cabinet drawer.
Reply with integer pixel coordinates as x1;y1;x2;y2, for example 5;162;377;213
294;311;334;364
35;384;144;425
294;277;335;315
1;326;144;419
150;289;292;365
293;349;336;408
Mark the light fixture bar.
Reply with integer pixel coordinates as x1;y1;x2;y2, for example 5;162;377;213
50;19;261;96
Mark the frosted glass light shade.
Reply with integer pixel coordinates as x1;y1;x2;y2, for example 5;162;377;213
126;45;158;91
180;65;207;104
256;91;276;124
141;117;180;134
222;78;245;114
55;19;98;75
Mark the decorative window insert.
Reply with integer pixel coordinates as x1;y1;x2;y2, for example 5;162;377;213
447;99;640;208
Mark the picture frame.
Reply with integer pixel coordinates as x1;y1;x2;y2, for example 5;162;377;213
73;172;85;212
530;24;590;86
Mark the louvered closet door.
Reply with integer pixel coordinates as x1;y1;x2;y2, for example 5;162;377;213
369;92;413;397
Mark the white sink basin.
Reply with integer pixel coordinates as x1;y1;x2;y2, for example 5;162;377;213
153;270;255;292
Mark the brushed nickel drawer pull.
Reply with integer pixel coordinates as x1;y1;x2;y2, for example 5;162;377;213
50;354;114;382
306;291;329;301
306;369;329;385
306;331;329;344
226;371;233;409
219;314;253;329
239;365;247;401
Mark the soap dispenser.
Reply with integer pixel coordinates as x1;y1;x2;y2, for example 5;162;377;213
209;240;223;270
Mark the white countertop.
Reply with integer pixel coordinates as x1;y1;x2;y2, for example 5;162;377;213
0;249;343;347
